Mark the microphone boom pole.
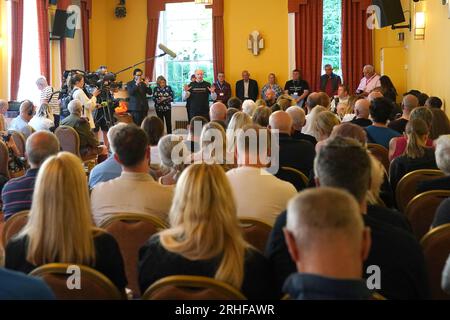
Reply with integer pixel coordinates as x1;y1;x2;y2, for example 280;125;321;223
114;53;167;76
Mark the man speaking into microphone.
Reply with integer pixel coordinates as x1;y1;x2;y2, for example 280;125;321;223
183;69;217;121
127;68;152;126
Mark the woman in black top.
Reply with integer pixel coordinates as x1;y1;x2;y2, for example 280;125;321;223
138;164;275;299
390;119;438;193
4;152;127;293
153;76;174;134
380;75;398;103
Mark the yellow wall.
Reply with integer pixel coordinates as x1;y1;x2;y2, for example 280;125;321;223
89;0;289;96
0;0;8;99
374;0;450;114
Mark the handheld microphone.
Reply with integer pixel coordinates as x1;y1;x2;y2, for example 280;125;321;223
158;44;177;59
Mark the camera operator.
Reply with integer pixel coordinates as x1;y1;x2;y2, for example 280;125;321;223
127;68;152;126
71;74;101;129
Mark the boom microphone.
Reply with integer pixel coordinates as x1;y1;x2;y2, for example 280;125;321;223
158;44;177;59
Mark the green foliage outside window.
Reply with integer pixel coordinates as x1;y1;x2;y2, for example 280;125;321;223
322;0;342;76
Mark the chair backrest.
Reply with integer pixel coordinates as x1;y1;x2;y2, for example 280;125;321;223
239;217;272;253
0;140;10;179
99;213;169;298
10;130;26;157
55;125;80;157
421;224;450;300
368;143;390;173
141;275;246;300
29;263;123;300
276;166;309;191
1;210;29;249
405;190;450;240
395;169;445;212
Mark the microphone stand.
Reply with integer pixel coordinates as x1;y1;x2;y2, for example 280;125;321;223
114;53;167;76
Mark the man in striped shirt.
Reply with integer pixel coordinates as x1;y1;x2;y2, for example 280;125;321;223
36;76;60;127
1;131;60;221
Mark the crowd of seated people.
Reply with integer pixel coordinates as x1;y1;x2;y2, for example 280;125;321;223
3;69;450;301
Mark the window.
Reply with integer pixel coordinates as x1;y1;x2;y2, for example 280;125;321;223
154;2;213;102
322;0;342;77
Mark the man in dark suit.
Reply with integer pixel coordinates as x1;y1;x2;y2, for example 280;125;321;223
268;111;315;177
235;70;259;102
126;68;152;126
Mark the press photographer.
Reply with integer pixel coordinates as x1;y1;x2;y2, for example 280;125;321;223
127;68;152;126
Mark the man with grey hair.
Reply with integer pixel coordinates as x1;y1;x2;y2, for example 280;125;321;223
36;76;60;127
1;131;60;221
88;123;128;189
286;106;317;145
351;98;373;128
9;100;34;139
266;136;429;299
283;187;372;300
388;94;419;134
356;65;381;96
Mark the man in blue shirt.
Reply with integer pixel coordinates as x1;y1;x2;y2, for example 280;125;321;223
2;131;59;220
0;268;55;300
9;100;35;139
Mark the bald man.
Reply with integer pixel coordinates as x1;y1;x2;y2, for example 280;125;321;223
209;102;227;129
9;100;35;139
236;70;259;102
269;111;315;177
388;94;419;134
286;106;317;145
367;91;384;102
183;69;217;121
283;187;372;300
1;131;60;221
356;65;381;96
351;99;373;128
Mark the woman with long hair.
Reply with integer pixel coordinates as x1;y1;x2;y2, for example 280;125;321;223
141;115;165;167
313;111;341;152
5;152;127;293
158;134;189;185
430;108;450;140
226;111;252;153
29;103;55;132
138;164;274;299
390;119;438;191
379;75;398;103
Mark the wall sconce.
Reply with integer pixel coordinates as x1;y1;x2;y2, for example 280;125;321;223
414;11;426;40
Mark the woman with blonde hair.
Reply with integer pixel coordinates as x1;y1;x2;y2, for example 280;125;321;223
153;75;174;134
29;103;55;132
158;134;189;185
5;152;127;293
138;164;274;299
226;111;252;153
390;119;438;191
313;111;341;152
301;105;327;138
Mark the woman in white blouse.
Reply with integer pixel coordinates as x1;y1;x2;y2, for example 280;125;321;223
70;74;100;129
29;103;55;132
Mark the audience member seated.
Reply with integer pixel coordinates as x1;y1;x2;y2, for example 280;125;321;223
379;75;398;103
88;123;127;189
242;99;257;117
158;134;189;185
302;105;327;140
226;111;252;153
0;99;9;131
91;125;173;226
418;93;429;107
2;131;59;221
226;108;239;128
313;111;341;152
286;106;317;145
141;116;164;166
417;135;450;194
5;152;127;294
210;102;228;127
0;268;55;300
138;164;275;300
301;92;322;137
433;198;450;229
266;137;429;299
388;94;419;134
29;103;55;132
269;111;315;176
351;99;372;128
61;100;107;159
365;97;401;149
227;97;242;110
336;101;355;122
255;99;267;107
184;116;208;153
443;255;450;295
9;100;34;139
430;108;450;140
425;96;443;109
227;124;297;226
389;107;434;161
276;94;296;111
390;119;438;192
330;85;350;112
283;188;372;300
252;106;272;127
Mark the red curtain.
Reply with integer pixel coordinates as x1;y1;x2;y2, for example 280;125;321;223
290;0;323;92
10;0;24;100
37;0;50;81
81;0;92;71
341;0;373;93
57;0;70;72
146;0;224;80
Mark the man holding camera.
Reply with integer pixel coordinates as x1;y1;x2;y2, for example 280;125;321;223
127;68;152;126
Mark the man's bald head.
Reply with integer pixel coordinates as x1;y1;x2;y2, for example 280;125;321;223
306;92;321;111
25;131;60;168
210;102;227;122
367;91;383;102
269;111;293;135
355;99;370;119
286;106;306;131
402;94;419;114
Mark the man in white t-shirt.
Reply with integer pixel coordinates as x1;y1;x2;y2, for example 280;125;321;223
36;76;60;127
226;124;297;226
356;65;381;97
